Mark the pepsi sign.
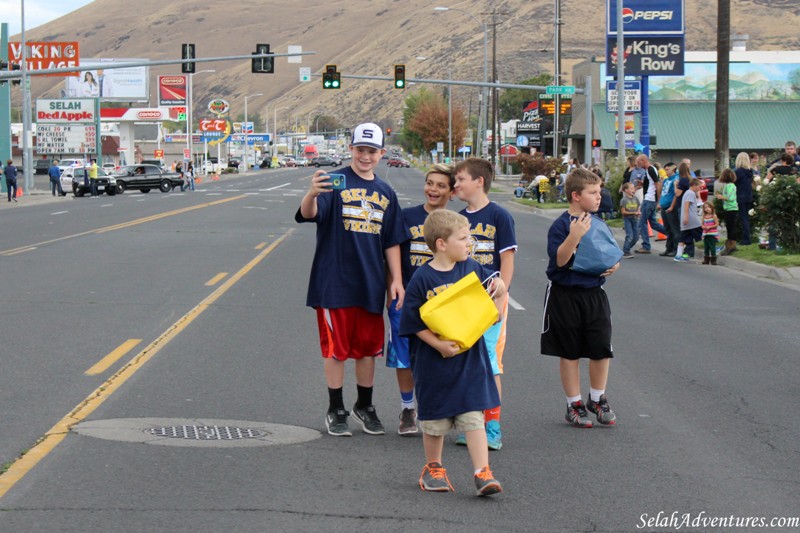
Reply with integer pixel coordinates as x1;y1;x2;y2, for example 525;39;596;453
607;0;684;35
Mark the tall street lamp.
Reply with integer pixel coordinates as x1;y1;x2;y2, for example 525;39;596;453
188;69;215;167
243;93;263;172
434;7;488;159
273;106;288;158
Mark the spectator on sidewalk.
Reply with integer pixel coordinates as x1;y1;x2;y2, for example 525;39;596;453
4;159;18;203
620;182;640;258
633;154;666;254
48;160;64;196
597;180;614;220
734;152;754;246
658;162;679;256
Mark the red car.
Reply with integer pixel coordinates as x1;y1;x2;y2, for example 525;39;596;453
387;157;410;168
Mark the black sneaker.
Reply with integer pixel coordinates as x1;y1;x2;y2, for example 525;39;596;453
586;394;617;425
398;408;419;435
565;400;593;428
419;462;454;492
325;408;352;437
351;404;385;435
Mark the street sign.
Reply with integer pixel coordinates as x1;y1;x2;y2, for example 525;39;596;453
606;81;642;113
546;85;575;95
299;67;311;82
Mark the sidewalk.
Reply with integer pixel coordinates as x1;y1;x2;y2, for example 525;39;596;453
494;177;800;290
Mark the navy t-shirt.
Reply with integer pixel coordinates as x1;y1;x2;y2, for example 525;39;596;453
460;202;517;277
295;166;409;315
399;204;432;287
399;259;500;420
546;211;606;289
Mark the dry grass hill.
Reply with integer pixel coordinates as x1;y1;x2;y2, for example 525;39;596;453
14;0;800;131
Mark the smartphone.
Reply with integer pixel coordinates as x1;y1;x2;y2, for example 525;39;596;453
327;173;347;190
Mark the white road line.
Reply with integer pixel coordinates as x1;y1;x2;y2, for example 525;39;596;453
101;204;112;207
205;193;223;196
266;182;291;191
50;211;68;215
508;296;525;311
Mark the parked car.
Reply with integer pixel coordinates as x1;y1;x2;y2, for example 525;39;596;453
58;159;85;172
102;162;117;172
387;157;410;168
35;159;53;175
310;156;341;167
280;156;298;168
227;158;241;169
112;164;184;194
295;158;309;167
66;166;117;197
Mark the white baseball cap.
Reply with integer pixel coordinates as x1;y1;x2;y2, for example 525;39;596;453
351;123;384;149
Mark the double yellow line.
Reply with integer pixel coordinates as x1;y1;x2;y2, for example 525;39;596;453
0;227;294;501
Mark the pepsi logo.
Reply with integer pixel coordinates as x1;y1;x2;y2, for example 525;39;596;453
138;111;163;119
622;7;634;23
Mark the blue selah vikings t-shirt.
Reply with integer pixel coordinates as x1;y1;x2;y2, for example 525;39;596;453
460;202;518;278
295;166;409;315
399;204;432;286
399;259;500;420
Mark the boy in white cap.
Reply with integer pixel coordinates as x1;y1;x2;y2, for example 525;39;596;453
296;123;409;437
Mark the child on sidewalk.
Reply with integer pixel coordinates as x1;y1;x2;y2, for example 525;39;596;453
296;123;408;437
453;158;517;450
701;201;720;265
620;182;641;258
541;168;620;428
387;164;454;435
675;178;703;262
399;209;506;496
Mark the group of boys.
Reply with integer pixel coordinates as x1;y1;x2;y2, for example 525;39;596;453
296;123;619;497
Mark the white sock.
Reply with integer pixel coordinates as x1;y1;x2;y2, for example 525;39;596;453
566;394;582;406
590;388;605;402
676;244;685;257
401;399;415;410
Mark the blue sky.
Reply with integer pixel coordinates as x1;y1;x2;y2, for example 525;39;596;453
1;0;94;36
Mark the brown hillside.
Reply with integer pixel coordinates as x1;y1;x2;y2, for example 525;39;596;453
14;0;800;131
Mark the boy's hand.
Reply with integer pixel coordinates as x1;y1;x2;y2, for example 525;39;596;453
308;170;334;197
436;338;461;359
601;262;620;277
569;212;592;240
389;280;405;309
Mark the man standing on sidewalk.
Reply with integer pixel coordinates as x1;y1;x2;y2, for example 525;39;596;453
88;159;99;197
48;160;64;196
634;154;666;254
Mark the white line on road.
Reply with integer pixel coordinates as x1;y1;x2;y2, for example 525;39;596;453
50;211;68;215
266;182;291;191
205;193;223;196
508;296;525;311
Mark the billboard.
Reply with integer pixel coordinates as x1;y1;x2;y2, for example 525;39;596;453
8;42;80;76
36;99;96;123
606;36;685;76
63;59;149;102
158;75;187;106
36;124;96;155
607;0;684;35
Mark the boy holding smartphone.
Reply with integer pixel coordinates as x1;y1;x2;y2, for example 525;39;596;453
296;123;409;437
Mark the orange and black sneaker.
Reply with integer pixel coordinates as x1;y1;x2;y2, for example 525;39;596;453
419;462;454;492
474;466;502;497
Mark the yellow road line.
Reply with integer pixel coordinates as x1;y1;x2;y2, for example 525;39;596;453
204;272;228;286
0;195;246;256
0;228;295;501
84;339;143;376
254;242;267;250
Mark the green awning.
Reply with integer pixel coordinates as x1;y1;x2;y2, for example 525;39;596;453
594;101;800;151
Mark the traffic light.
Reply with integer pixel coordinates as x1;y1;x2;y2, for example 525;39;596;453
0;61;7;86
591;139;602;148
252;44;274;74
386;128;392;136
322;65;340;90
10;62;21;86
394;64;405;89
181;43;196;74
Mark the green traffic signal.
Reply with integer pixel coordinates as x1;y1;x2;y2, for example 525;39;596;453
394;65;405;89
322;65;340;90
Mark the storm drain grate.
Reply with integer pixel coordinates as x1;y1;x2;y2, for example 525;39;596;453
147;425;266;440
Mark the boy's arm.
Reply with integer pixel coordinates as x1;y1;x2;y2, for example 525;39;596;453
556;212;591;267
682;199;690;225
499;249;515;289
299;170;333;219
385;244;405;309
416;329;461;359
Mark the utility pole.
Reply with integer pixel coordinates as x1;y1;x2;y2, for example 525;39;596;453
490;11;497;170
553;0;562;160
714;0;731;175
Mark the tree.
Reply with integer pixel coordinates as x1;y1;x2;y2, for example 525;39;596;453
401;87;438;154
406;92;468;155
311;115;340;134
498;73;553;121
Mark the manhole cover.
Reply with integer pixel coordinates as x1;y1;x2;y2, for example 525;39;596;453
73;418;321;448
147;425;266;440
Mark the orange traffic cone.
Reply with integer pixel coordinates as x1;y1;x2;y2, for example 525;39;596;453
195;176;202;184
212;173;220;181
647;217;667;241
15;186;23;198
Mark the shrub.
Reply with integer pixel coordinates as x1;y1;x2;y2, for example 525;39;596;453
759;176;800;252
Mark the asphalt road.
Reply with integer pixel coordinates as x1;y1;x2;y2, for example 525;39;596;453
0;163;798;532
